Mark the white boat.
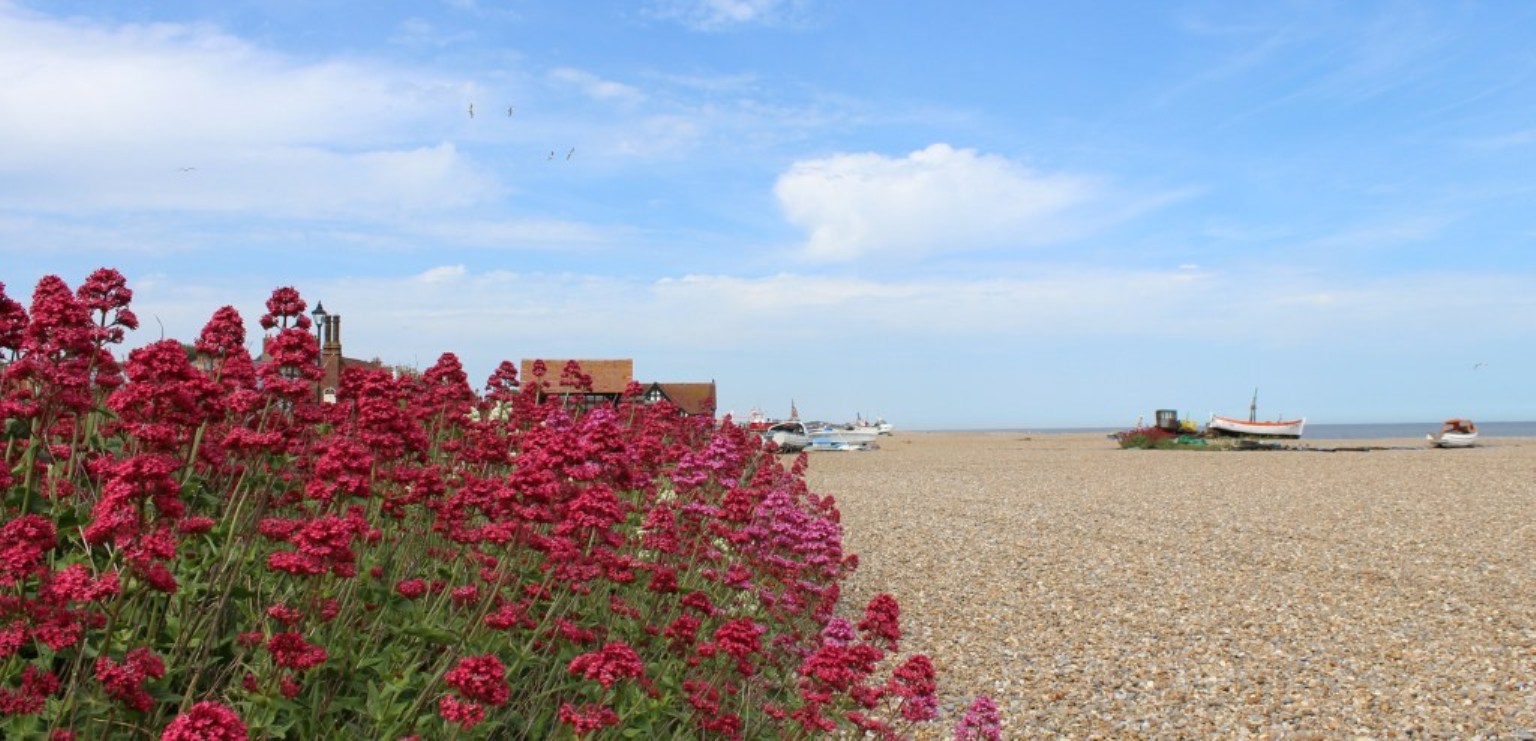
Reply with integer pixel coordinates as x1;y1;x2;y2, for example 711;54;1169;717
804;421;879;451
1207;414;1306;439
760;421;811;452
760;418;881;452
1427;419;1478;448
851;415;895;436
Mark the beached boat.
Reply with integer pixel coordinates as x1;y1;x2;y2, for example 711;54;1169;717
1427;418;1478;448
760;421;811;452
1207;414;1306;439
850;415;895;436
744;407;775;433
804;422;880;450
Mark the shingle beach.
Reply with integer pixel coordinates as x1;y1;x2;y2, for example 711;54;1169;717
805;432;1536;739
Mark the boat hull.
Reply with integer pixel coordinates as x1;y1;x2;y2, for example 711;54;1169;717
807;428;879;450
1207;415;1305;439
1427;432;1477;448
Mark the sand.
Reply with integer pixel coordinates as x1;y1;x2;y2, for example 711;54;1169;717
803;432;1536;739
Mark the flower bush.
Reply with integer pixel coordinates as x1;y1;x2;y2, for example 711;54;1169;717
1112;425;1181;449
0;271;1001;739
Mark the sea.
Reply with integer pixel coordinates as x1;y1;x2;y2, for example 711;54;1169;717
985;421;1536;440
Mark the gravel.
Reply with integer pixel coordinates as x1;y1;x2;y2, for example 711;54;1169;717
805;432;1536;739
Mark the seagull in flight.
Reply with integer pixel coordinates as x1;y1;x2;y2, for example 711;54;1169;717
507;105;515;117
467;103;475;119
566;147;575;160
1473;362;1486;370
548;150;555;160
177;167;196;172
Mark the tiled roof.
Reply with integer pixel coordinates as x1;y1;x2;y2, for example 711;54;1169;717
520;358;634;395
654;382;717;416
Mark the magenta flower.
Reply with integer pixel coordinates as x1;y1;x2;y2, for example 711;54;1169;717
557;702;619;735
266;632;327;671
94;648;165;713
0;515;57;587
857;593;902;650
444;655;510;706
161;701;248;740
438;695;485;729
567;642;645;689
952;695;1003;741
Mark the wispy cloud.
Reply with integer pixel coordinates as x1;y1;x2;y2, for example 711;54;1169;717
547;67;646;105
773;144;1106;262
646;0;806;32
1464;127;1536;150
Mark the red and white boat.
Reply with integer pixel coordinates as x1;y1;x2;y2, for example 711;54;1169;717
1427;419;1477;448
1207;414;1306;439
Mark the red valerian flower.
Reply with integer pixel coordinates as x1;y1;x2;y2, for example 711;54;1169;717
0;515;56;587
395;579;428;599
557;702;619;735
567;642;645;689
266;632;327;671
39;564;119;604
160;701;248;741
266;603;303;625
444;655;510;706
952;695;1003;741
857;593;902;651
712;618;765;660
258;286;310;331
264;510;369;577
888;654;939;721
0;665;60;716
483;360;520;402
94;648;165;713
193;305;246;358
0;280;27;359
437;695;485;729
75;267;139;345
108;339;219;453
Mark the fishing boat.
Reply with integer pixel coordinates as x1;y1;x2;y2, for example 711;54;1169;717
1427;419;1478;448
744;407;775;433
804;422;880;450
760;421;811;452
1207;388;1305;439
1207;414;1306;439
850;414;895;436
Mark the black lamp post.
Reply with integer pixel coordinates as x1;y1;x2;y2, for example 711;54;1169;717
311;302;328;365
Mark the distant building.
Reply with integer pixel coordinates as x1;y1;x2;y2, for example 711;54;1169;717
310;303;382;402
640;381;717;417
520;358;716;419
520;358;633;410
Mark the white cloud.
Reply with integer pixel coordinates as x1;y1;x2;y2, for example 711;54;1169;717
647;0;802;31
548;67;645;105
774;144;1104;262
0;6;484;215
417;265;468;284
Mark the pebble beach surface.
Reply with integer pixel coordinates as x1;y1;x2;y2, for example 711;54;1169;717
803;432;1536;739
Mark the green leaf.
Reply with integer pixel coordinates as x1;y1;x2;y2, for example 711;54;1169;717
402;625;458;645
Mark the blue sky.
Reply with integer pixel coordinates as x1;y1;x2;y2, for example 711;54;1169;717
3;1;1534;429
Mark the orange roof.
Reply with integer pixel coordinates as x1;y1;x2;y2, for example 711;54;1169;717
653;382;717;416
520;358;633;395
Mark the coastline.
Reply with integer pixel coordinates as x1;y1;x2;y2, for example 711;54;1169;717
805;431;1536;737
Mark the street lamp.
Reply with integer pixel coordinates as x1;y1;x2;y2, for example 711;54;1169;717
311;302;328;365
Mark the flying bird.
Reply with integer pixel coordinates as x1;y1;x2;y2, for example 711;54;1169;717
177;167;196;172
467;103;475;119
566;147;575;160
507;105;515;117
548;150;555;160
1473;362;1486;370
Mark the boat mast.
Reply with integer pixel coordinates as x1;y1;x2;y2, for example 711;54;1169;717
1249;388;1258;423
